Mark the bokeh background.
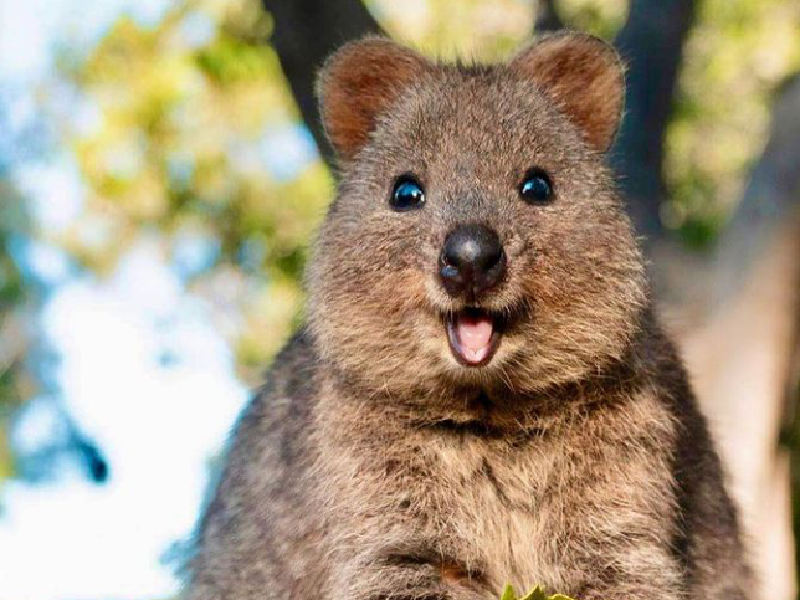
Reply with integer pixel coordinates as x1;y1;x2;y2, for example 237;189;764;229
0;0;798;599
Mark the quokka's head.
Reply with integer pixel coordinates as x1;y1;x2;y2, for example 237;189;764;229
306;33;647;397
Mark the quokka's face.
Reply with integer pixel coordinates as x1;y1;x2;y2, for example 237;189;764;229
307;34;647;396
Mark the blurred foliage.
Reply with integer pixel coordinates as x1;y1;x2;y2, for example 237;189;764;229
367;0;531;60
62;0;332;383
554;0;628;40
0;187;28;406
665;0;800;246
0;111;42;485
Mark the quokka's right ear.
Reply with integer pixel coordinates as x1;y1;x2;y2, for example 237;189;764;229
316;36;432;163
508;32;625;152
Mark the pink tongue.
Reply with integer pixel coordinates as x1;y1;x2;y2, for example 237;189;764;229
456;314;494;363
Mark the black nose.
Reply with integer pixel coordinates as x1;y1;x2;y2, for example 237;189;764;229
439;224;506;298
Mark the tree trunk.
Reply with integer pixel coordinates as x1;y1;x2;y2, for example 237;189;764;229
261;0;383;168
533;0;563;33
610;0;697;242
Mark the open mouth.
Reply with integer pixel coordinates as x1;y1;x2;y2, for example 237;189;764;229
445;307;503;367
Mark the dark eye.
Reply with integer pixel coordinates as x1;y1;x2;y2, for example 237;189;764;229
390;175;425;211
519;168;554;204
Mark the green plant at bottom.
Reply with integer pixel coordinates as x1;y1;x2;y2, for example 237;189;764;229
500;584;576;600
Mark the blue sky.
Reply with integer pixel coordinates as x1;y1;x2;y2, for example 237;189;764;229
0;243;247;599
0;1;254;598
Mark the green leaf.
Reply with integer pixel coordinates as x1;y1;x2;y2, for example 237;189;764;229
500;584;518;600
519;586;548;600
499;584;577;600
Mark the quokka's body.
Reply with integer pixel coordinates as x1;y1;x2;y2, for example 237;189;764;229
185;33;751;600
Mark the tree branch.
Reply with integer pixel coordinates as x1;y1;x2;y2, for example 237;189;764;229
261;0;384;169
534;0;564;34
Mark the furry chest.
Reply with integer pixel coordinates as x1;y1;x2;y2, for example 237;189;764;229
424;434;559;592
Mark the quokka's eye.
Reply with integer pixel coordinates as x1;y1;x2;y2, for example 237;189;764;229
519;168;554;204
390;175;425;211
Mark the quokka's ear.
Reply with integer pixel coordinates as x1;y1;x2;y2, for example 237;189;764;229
508;32;625;152
317;36;432;163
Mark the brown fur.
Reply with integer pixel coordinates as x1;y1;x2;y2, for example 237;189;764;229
184;33;751;600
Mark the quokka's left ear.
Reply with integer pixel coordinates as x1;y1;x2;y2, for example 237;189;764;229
316;36;432;164
508;32;625;152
